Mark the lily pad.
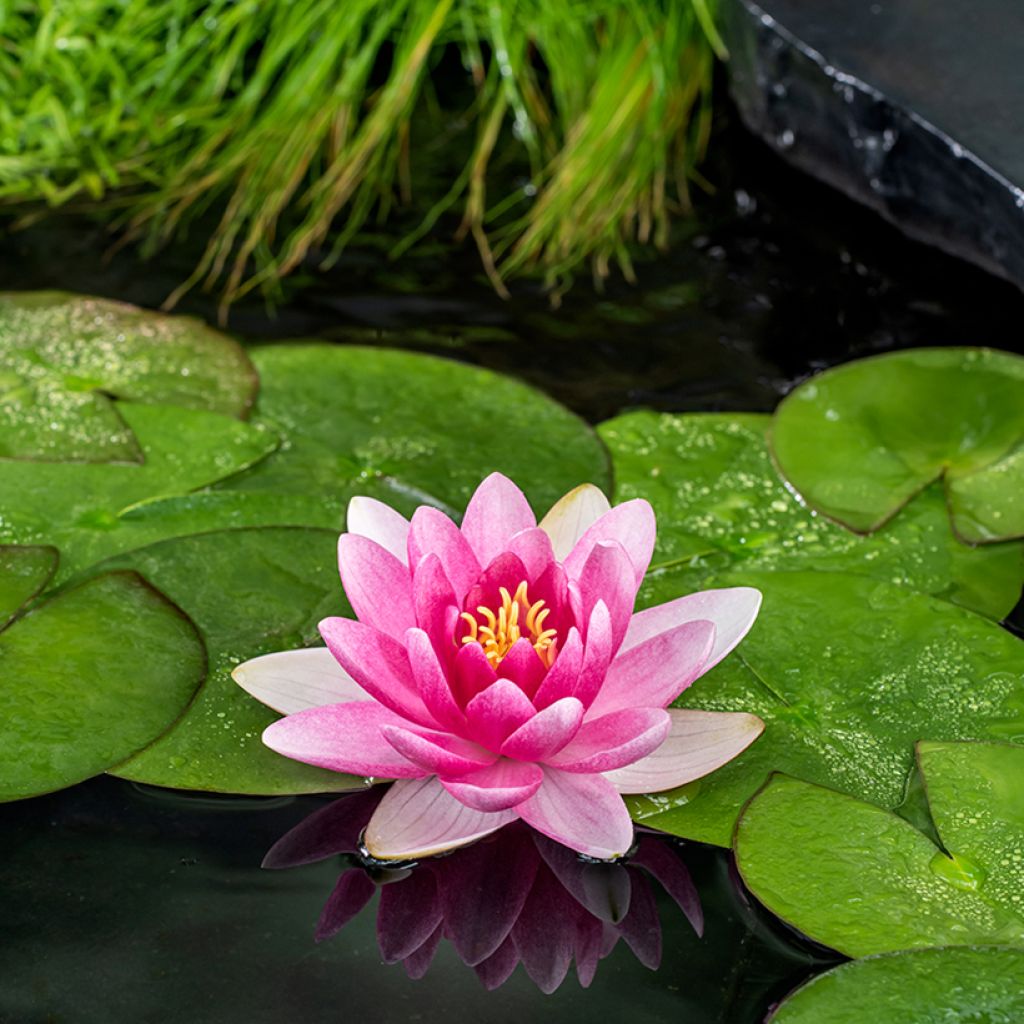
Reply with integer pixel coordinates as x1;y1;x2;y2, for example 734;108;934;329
629;570;1024;846
0;292;257;462
0;570;205;802
84;527;361;795
0;402;277;583
770;947;1024;1023
735;765;1024;956
770;348;1024;542
0;544;57;627
223;344;613;516
599;411;1024;620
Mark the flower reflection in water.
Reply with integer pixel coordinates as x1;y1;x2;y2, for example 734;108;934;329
265;789;703;993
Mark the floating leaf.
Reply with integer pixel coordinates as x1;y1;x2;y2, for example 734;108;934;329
84;527;361;795
0;403;277;583
735;745;1024;956
0;292;257;462
770;348;1024;542
0;571;205;801
600;411;1023;619
223;345;612;515
0;544;57;627
629;571;1024;846
770;947;1024;1023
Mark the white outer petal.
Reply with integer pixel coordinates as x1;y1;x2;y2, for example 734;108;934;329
232;647;371;715
346;496;410;565
538;484;612;561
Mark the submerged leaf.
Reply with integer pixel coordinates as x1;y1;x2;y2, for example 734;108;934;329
0;544;57;627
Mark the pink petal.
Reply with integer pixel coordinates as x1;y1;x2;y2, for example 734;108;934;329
319;616;436;727
603;709;764;793
495;637;547;698
262;702;424;777
586;619;716;718
563;499;656;588
461;551;530;616
381;725;497;777
547;708;671;772
363;776;518;859
232;647;371;714
573;601;615;707
346;496;410;565
460;473;537;567
532;627;583;709
464;678;537;750
451;641;499;707
411;552;457;639
538;484;612;561
337;534;416;640
408;506;481;602
576;541;638;652
506;527;557;582
501;697;585;761
621;586;762;671
517;768;634;859
405;628;464;731
442;759;544;811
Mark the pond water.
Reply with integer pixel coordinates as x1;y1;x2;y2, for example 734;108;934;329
2;103;1023;1023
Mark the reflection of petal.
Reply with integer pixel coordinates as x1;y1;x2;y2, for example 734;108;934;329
534;834;632;924
573;911;607;988
263;702;424;777
378;869;442;962
603;709;764;793
262;789;380;868
232;647;371;715
364;777;517;860
630;835;703;937
621;586;762;670
403;922;443;980
538;484;611;561
460;473;537;566
517;768;634;859
315;869;377;941
617;871;661;968
346;496;410;564
512;865;577;994
474;935;519;991
441;759;543;811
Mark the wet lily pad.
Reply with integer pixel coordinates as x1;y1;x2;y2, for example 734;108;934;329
770;947;1024;1023
0;403;277;583
224;345;613;516
735;744;1024;956
85;527;361;795
600;411;1023;620
770;348;1024;542
0;292;257;462
629;571;1024;846
0;544;57;627
0;570;205;802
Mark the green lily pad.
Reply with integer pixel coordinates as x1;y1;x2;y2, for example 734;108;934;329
735;764;1024;956
0;402;277;583
770;947;1024;1023
600;411;1023;620
629;570;1024;847
223;344;613;516
0;570;205;802
770;348;1024;542
0;544;57;627
0;292;257;462
83;527;361;795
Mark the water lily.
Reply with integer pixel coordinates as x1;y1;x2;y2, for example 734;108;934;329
233;474;764;860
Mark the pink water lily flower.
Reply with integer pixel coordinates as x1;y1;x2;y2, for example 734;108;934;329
233;474;764;860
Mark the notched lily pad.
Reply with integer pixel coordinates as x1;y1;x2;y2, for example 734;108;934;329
0;544;57;627
601;411;1023;620
770;947;1024;1023
735;743;1024;957
630;571;1024;846
224;344;613;516
0;291;258;462
86;527;362;795
770;348;1024;543
0;570;206;801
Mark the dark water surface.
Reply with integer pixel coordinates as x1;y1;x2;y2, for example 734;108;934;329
2;105;1023;1023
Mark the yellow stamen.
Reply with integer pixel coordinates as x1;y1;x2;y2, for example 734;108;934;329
458;580;558;669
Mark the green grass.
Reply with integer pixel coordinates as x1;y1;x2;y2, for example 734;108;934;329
0;0;720;314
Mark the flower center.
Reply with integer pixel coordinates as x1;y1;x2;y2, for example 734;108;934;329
459;580;557;669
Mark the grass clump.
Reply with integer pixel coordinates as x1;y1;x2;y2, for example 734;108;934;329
0;0;721;314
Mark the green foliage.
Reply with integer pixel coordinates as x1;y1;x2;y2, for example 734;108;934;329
0;0;719;313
